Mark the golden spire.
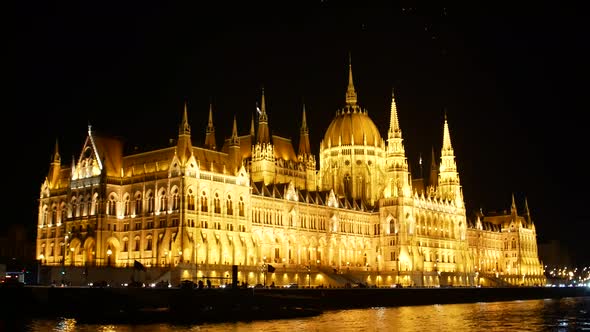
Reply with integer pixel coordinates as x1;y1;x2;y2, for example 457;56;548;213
52;138;61;163
442;112;454;156
298;104;311;156
177;102;193;165
388;88;401;139
429;146;438;187
204;102;216;150
179;100;191;135
257;87;270;144
207;102;214;132
300;103;308;133
260;87;267;119
511;193;517;216
438;113;460;201
230;115;239;146
345;53;357;105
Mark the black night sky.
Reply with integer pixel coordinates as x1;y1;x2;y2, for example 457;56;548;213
6;3;589;265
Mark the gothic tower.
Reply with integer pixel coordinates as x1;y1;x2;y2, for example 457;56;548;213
437;114;464;207
384;89;411;198
204;103;216;150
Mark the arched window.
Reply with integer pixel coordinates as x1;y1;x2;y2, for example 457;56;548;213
60;204;66;223
135;193;142;215
147;192;154;213
159;191;167;212
71;197;77;218
124;195;131;216
343;174;352;199
78;196;85;217
146;236;152;251
389;219;395;234
200;191;208;212
172;188;179;210
123;238;129;252
134;237;140;251
226;194;233;215
51;206;57;225
107;196;117;216
41;206;48;226
187;189;195;210
50;242;54;256
214;193;221;214
511;238;516;250
238;196;245;217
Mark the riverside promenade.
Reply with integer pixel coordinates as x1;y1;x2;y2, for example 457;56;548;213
1;285;588;323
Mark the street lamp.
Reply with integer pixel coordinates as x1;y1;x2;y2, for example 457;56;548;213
70;247;75;266
63;234;68;265
262;256;267;287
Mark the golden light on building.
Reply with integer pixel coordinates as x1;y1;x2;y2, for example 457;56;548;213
35;59;545;288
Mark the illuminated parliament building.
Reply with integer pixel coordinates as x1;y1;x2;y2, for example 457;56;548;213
36;62;545;287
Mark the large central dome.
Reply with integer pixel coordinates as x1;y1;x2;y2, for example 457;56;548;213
322;60;383;147
323;110;383;146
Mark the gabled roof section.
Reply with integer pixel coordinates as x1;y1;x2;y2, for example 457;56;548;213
74;127;123;179
239;135;253;159
191;147;228;173
221;134;253;160
92;135;124;177
122;147;175;176
272;135;297;161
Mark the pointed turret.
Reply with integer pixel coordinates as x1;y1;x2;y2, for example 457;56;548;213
524;196;532;225
386;88;407;162
345;53;358;105
52;139;61;164
429;146;438;188
437;114;462;204
511;193;518;217
230;115;239;146
204;103;216;150
48;139;61;189
388;88;402;140
384;88;410;198
298;104;311;157
386;88;407;166
228;115;241;174
176;102;193;166
442;113;454;156
256;87;270;144
179;101;191;136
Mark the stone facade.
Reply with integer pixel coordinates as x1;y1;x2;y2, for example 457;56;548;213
36;62;545;287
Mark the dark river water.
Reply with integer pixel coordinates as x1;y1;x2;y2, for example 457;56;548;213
5;297;590;331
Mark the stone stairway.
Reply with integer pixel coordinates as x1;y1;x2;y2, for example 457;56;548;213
317;266;364;287
481;274;514;287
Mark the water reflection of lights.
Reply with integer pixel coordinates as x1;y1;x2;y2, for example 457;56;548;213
55;318;76;332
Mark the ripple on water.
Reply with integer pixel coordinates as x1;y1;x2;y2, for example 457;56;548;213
8;297;590;332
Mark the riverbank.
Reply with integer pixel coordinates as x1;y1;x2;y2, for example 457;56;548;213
1;285;588;323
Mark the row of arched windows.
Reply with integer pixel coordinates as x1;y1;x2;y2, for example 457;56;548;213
121;235;153;252
40;193;101;226
414;215;458;239
104;189;246;218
